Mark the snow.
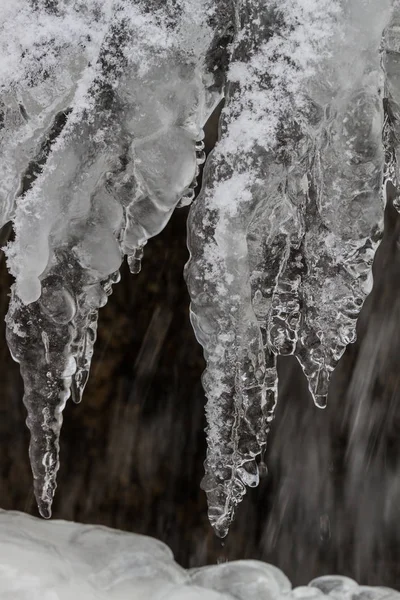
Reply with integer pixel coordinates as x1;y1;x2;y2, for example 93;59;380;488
0;511;398;600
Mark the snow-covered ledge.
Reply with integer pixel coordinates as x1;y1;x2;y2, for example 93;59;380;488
0;511;397;599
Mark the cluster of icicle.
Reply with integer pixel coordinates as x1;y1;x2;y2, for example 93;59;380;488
1;0;223;519
0;0;398;536
187;0;396;536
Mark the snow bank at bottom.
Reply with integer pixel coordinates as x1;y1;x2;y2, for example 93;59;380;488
0;510;398;599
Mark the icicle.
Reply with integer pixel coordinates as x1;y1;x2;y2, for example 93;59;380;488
383;2;400;206
292;0;391;406
186;0;290;537
186;0;392;534
5;80;126;510
6;286;76;517
186;162;271;537
5;248;122;514
70;270;121;404
3;0;221;518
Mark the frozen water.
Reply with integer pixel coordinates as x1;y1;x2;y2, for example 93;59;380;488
186;0;392;534
0;0;396;535
0;1;112;228
2;0;220;519
0;510;398;600
383;2;400;210
190;560;292;599
0;510;188;599
309;575;400;600
293;0;391;406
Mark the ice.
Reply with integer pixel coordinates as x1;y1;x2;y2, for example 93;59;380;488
190;560;292;599
3;0;220;518
0;510;188;599
293;0;391;406
0;1;112;228
309;576;360;597
0;510;398;600
0;0;396;536
186;0;392;534
309;576;400;600
157;587;233;600
383;2;400;210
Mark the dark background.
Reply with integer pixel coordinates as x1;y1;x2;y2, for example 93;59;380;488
1;112;400;588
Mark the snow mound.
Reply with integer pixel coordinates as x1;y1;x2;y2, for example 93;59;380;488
0;511;398;599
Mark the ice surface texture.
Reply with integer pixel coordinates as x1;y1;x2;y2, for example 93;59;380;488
0;510;399;599
0;0;395;534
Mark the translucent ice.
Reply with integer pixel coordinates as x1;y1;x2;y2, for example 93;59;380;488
190;560;292;599
3;0;220;518
0;1;113;228
186;0;392;534
0;511;398;600
292;0;391;406
0;0;396;536
0;510;188;599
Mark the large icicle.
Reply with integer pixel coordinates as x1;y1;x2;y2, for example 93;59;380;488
186;0;275;538
186;0;334;536
186;0;392;535
4;0;219;517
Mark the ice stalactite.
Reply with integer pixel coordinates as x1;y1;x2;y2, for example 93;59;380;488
186;0;283;537
187;0;328;536
383;2;400;205
186;0;392;536
3;0;220;517
0;0;396;534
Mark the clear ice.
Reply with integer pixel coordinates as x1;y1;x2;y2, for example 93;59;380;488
0;0;396;534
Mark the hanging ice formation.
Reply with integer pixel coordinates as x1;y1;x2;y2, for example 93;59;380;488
187;0;392;535
0;0;395;534
1;0;222;520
